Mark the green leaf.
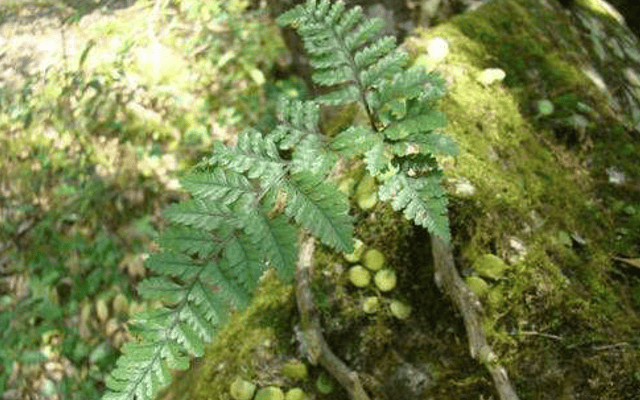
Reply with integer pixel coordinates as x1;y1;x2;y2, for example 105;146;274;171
214;131;283;182
163;199;235;231
378;173;450;241
158;225;217;257
331;125;379;157
138;277;185;304
360;50;408;87
354;36;396;69
284;171;354;252
383;109;447;140
312;65;355;86
290;134;335;176
364;142;388;176
180;169;254;206
317;86;360;105
242;211;298;282
271;99;321;150
221;235;264;293
345;17;384;51
172;321;204;357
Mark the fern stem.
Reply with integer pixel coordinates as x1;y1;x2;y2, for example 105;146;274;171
320;13;379;131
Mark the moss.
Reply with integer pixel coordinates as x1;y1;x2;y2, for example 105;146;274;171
408;0;640;397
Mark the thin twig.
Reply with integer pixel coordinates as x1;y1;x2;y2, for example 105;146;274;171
516;331;563;341
295;235;371;400
431;236;520;400
592;342;629;351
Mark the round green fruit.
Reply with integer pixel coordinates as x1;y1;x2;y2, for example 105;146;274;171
357;191;377;210
344;239;365;263
389;299;412;319
315;374;333;394
348;265;371;287
362;296;380;314
281;360;308;381
285;388;308;400
255;386;285;400
230;377;256;400
363;248;385;271
465;275;489;297
355;174;378;210
374;269;397;292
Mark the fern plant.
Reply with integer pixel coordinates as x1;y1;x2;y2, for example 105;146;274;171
102;1;454;399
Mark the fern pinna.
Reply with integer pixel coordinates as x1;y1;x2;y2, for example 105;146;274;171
102;1;454;399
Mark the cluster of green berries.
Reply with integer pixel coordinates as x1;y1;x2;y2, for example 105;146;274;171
344;239;411;319
230;361;333;400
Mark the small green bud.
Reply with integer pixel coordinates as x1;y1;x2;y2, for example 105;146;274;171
315;373;333;394
356;174;377;210
465;275;489;297
255;386;285;400
337;177;356;196
363;248;385;271
282;360;308;381
357;191;377;210
344;239;365;263
230;377;256;400
362;296;380;314
389;299;411;319
285;387;308;400
348;265;371;288
536;99;554;116
374;269;397;292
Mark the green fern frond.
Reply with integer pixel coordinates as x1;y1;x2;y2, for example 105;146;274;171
158;225;217;257
284;171;354;252
220;234;264;293
317;86;360;105
354;35;396;69
277;0;404;100
383;109;447;140
104;296;216;400
271;98;321;150
213;130;284;182
138;277;185;304
378;173;450;241
290;134;335;175
331;125;380;157
103;342;171;400
241;208;298;281
180;168;255;207
389;132;459;157
364;141;389;176
372;66;441;108
359;50;408;87
163;199;237;231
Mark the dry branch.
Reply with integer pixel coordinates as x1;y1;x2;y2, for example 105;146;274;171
295;236;371;400
431;235;520;400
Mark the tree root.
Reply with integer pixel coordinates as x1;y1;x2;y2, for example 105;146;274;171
431;236;520;400
294;233;519;400
295;236;371;400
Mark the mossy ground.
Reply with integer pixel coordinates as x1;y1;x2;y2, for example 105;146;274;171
158;1;640;399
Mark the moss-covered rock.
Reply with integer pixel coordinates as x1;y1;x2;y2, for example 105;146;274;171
158;1;640;399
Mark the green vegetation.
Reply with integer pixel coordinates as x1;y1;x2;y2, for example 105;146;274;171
0;0;284;398
2;0;640;399
101;1;453;398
